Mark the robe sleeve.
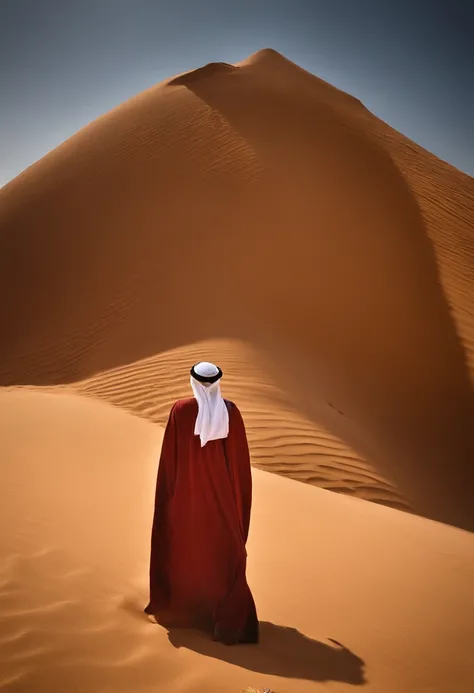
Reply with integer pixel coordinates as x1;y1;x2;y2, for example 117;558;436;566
148;403;178;612
227;404;253;544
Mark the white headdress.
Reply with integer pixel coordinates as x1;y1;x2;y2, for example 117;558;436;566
190;362;229;447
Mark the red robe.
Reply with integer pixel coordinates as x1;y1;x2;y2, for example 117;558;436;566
145;397;259;644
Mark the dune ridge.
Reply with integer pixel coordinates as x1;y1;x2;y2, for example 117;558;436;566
5;346;403;511
0;48;473;528
70;339;410;511
368;121;474;371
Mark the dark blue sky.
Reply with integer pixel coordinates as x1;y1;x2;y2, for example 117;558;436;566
1;0;473;186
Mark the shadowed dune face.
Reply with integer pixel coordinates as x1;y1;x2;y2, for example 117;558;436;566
0;49;473;530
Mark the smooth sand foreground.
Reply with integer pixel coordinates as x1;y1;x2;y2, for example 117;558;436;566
0;49;473;530
0;388;473;693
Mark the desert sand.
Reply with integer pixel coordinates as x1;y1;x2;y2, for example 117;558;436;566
0;49;473;692
1;388;473;693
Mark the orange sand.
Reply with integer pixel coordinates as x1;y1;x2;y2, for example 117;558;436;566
1;389;473;693
1;49;473;691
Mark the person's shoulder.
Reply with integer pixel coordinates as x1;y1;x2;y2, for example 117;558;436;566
225;400;243;418
172;398;197;413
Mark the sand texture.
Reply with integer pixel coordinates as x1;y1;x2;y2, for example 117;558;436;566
1;388;473;693
0;49;473;691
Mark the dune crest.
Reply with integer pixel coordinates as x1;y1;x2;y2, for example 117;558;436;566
0;49;473;531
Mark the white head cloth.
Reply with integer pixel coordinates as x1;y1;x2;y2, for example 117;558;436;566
190;361;229;447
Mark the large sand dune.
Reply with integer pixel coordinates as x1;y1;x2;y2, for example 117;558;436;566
0;50;474;528
0;49;473;530
1;388;473;693
1;49;474;690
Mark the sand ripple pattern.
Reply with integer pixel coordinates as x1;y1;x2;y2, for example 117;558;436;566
69;339;410;512
2;49;473;518
0;547;182;693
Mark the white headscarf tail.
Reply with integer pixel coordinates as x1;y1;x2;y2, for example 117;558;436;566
190;362;229;447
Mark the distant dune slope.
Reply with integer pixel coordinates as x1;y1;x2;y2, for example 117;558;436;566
0;49;473;529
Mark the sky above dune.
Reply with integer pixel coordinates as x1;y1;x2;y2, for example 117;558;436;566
1;0;473;186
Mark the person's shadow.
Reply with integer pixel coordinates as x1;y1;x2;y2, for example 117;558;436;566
167;620;366;685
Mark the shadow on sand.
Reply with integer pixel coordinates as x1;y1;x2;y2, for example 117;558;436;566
167;620;366;685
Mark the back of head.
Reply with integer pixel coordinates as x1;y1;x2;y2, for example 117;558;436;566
190;362;228;446
190;362;223;384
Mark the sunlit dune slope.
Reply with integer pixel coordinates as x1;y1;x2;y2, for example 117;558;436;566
0;48;473;529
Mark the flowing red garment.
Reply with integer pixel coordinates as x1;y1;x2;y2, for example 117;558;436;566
145;397;259;644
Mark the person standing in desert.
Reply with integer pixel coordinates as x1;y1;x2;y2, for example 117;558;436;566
145;361;259;645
